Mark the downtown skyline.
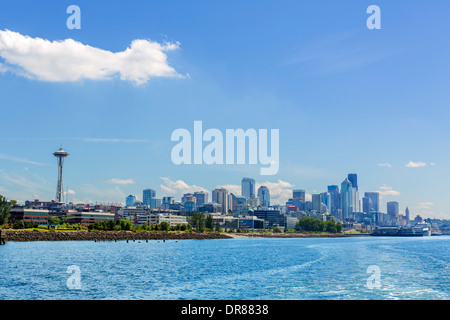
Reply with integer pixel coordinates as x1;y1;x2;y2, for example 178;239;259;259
0;1;449;219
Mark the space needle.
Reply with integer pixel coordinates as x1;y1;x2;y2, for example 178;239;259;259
54;147;69;203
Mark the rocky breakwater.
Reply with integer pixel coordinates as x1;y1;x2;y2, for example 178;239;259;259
3;230;233;242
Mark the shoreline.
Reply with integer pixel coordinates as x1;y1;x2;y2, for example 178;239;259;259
1;230;371;242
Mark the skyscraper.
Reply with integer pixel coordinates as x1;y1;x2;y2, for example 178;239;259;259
340;178;352;219
126;195;137;207
320;192;331;213
257;186;270;207
363;192;380;213
387;201;400;226
194;191;208;207
143;188;156;206
348;173;358;190
212;188;229;214
405;207;410;226
162;196;174;209
327;185;340;217
292;189;305;202
241;177;255;199
312;194;321;213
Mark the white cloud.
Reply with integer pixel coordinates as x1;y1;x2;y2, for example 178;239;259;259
406;161;426;168
377;163;392;167
0;29;183;84
416;202;433;209
0;153;46;166
430;162;436;166
64;189;76;197
105;178;136;185
377;185;400;197
160;177;208;196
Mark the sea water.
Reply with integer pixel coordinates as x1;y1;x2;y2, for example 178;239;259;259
0;236;448;300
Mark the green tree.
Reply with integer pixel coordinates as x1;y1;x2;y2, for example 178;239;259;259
49;216;61;226
214;222;222;233
191;213;206;233
160;221;170;231
295;217;341;234
205;214;214;230
273;227;282;233
336;221;343;233
0;195;11;225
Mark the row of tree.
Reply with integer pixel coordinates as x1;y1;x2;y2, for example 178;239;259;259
295;217;343;233
190;213;222;233
86;218;193;232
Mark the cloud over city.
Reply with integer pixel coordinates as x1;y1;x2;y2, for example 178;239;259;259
377;185;400;198
0;29;182;84
105;178;136;185
160;177;208;196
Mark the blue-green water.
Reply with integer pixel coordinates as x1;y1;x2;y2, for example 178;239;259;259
0;236;449;300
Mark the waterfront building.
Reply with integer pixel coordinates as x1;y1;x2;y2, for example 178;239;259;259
10;208;49;226
241;177;255;199
252;208;285;229
118;206;148;224
257;186;270;207
66;212;115;226
286;216;300;229
145;213;188;227
237;216;265;230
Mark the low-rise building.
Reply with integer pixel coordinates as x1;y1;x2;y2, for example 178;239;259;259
66;212;115;226
145;214;188;227
10;207;49;226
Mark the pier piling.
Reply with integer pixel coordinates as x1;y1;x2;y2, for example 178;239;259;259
0;228;5;245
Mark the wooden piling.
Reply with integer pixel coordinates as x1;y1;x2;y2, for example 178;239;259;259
0;228;4;245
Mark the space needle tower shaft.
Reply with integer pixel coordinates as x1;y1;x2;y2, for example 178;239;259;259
53;148;69;203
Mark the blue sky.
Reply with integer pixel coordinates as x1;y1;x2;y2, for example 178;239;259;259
0;1;449;219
